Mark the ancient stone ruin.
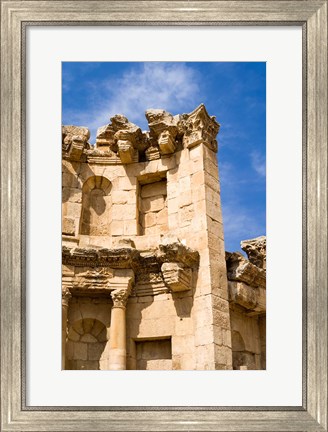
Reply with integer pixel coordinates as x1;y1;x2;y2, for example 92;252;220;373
62;104;266;370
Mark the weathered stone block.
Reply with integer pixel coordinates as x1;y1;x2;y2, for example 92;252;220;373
62;217;75;236
141;181;167;198
74;342;87;361
141;196;165;212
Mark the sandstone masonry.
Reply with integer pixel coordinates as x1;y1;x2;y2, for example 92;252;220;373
62;104;266;370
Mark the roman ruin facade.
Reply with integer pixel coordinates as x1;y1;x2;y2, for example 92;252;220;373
62;104;266;370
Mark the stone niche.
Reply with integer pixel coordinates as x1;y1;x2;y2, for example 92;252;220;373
135;338;172;370
138;172;168;236
80;176;112;236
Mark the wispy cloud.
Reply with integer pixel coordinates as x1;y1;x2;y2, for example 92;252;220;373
222;203;266;252
219;158;266;252
251;151;266;177
63;62;201;142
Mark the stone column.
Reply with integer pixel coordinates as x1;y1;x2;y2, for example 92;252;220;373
108;271;134;370
62;287;71;369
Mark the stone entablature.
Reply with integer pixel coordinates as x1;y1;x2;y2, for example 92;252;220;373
62;240;199;297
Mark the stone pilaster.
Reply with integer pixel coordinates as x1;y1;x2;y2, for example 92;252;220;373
62;287;72;369
108;271;134;370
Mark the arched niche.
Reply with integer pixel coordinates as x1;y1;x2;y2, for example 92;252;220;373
66;318;109;370
80;176;112;235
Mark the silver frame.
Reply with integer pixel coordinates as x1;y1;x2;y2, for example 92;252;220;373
1;1;327;431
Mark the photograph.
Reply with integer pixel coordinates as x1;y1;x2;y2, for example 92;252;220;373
61;62;266;370
1;0;327;430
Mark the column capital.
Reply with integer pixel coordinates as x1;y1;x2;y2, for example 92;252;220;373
109;270;134;308
62;286;72;307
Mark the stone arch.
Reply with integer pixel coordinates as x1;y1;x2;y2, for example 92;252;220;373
231;330;256;370
80;176;112;235
231;330;245;352
66;318;109;370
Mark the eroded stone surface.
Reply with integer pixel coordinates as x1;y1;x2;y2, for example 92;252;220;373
241;236;266;269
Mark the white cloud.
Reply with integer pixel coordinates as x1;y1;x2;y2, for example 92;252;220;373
63;62;201;142
251;151;266;177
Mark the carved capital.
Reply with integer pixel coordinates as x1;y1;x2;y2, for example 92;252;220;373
161;262;192;292
109;271;135;308
62;287;72;308
182;104;220;152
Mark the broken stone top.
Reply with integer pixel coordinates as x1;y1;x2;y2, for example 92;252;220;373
62;104;220;164
241;236;266;269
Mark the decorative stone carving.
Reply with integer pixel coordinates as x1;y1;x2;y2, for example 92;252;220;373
96;114;145;163
182;104;220;152
241;236;266;269
158;239;200;268
145;145;161;161
161;262;192;292
115;136;136;164
72;268;114;292
145;109;178;155
62;125;90;161
96;124;116;151
62;240;199;273
109;271;135;308
62;246;140;269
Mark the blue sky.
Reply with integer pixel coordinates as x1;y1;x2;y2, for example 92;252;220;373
62;62;266;253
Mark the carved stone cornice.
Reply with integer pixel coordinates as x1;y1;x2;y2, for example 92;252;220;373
62;104;220;163
62;240;199;272
157;240;200;268
62;246;140;268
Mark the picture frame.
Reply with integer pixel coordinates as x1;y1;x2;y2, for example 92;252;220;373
1;1;327;431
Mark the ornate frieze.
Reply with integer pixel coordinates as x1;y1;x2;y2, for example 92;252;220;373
62;240;199;297
72;268;114;292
